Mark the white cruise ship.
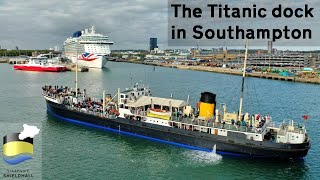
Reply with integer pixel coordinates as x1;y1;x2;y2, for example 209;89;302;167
63;26;113;68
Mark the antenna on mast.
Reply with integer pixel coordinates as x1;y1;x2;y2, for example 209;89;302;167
238;40;248;121
91;26;96;34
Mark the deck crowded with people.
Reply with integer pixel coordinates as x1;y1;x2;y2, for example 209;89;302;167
42;85;119;118
42;85;282;140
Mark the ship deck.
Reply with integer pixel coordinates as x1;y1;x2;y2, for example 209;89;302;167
65;104;263;135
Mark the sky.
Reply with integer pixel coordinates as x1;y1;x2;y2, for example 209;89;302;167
0;0;168;50
0;0;319;51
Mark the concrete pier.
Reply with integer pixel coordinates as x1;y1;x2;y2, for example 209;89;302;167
0;58;8;63
8;57;27;64
64;63;89;72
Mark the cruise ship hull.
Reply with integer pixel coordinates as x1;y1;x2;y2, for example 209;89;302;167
71;56;107;69
46;100;310;159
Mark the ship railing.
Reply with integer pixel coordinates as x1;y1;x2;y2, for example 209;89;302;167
127;113;263;135
43;92;66;104
43;90;77;102
65;105;117;119
132;112;260;134
281;119;306;134
214;123;255;133
171;117;256;133
42;91;58;99
266;122;278;128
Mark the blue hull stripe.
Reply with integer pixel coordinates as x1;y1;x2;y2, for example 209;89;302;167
47;107;268;158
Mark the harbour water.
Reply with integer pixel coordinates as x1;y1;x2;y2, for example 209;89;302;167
0;62;319;179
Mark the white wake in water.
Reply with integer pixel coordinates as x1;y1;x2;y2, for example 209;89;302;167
182;145;223;166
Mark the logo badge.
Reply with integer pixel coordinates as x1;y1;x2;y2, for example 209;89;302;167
3;124;40;165
80;52;97;61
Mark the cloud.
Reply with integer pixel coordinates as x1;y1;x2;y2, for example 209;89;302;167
0;0;168;50
19;124;40;140
2;0;318;50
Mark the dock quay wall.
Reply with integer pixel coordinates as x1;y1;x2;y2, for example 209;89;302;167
116;60;320;84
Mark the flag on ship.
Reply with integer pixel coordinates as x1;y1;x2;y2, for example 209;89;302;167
302;115;310;120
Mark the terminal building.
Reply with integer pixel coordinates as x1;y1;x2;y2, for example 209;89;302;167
242;53;307;67
191;48;317;68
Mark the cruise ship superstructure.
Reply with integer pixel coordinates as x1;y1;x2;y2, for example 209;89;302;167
63;26;113;68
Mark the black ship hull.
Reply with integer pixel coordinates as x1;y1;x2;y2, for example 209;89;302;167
46;100;310;159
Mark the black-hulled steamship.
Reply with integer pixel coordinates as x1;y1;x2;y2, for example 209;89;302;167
43;43;310;159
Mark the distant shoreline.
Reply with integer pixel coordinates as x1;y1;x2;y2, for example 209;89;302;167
113;60;320;85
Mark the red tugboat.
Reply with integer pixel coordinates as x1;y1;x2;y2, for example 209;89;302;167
14;56;66;72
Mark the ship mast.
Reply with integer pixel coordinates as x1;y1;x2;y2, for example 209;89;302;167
75;48;78;97
238;40;248;120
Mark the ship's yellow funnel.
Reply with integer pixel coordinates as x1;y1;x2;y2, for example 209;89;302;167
199;92;216;120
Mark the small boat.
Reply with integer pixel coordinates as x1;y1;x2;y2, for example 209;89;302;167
14;56;66;72
148;108;171;120
150;108;171;116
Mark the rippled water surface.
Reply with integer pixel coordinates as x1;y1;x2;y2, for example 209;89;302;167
0;62;319;179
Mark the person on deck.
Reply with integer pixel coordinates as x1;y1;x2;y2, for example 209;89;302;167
241;120;247;127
